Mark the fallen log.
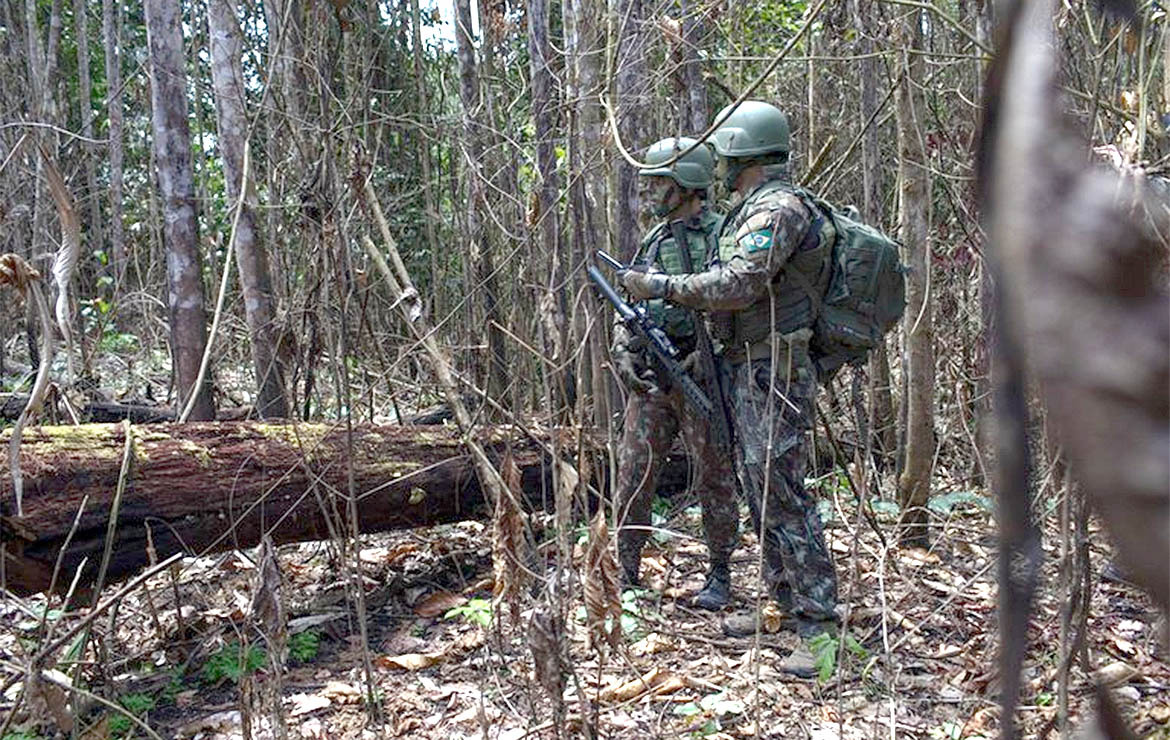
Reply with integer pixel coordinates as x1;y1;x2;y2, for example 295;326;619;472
0;422;688;595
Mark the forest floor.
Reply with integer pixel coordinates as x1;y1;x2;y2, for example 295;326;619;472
2;476;1168;739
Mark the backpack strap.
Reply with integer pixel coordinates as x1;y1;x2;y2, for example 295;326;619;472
772;195;829;321
636;223;669;267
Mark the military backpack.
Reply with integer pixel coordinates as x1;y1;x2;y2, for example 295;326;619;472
791;189;907;379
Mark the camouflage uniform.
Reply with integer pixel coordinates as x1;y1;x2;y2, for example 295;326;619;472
627;163;839;622
613;208;739;582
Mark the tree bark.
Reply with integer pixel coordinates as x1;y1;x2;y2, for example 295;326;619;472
681;0;708;132
144;0;215;420
208;0;288;419
72;0;104;272
613;0;646;264
454;0;507;405
102;0;126;280
854;0;897;463
410;0;442;311
526;0;570;418
893;10;935;547
0;423;690;596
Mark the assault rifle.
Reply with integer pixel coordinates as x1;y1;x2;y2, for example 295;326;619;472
667;220;735;453
589;253;713;418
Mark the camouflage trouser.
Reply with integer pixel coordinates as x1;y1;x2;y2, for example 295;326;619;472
615;380;738;577
729;337;838;621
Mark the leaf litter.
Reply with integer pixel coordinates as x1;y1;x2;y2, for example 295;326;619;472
0;483;1167;739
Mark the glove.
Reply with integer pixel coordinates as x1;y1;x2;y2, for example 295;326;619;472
613;345;653;394
619;269;672;300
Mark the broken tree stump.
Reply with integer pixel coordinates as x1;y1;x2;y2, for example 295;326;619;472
0;422;689;595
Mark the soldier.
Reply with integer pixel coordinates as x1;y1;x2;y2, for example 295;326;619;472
612;136;738;611
620;102;839;676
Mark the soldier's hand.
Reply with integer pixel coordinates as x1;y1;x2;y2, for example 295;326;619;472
614;348;653;394
680;351;701;378
619;269;672;300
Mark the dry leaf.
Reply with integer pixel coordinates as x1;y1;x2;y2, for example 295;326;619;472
899;547;941;566
1150;704;1170;724
582;508;622;653
492;448;529;624
599;667;680;703
26;671;73;733
321;681;362;703
376;652;445;671
657;15;683;45
288;692;332;717
761;602;785;633
1110;636;1137;657
413;591;467;618
361;542;418;565
178;709;242;737
630;632;677;656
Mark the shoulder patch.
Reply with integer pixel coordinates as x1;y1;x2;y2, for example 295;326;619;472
738;230;774;253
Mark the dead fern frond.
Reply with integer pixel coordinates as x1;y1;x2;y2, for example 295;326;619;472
582;508;622;655
492;447;529;626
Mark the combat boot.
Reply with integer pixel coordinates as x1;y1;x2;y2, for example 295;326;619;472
691;563;731;611
620;561;640;590
778;619;838;678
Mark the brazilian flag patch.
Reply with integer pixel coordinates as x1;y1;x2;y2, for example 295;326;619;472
739;230;773;253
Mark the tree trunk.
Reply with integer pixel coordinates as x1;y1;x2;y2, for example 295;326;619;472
613;0;646;264
208;0;288;419
72;0;104;275
454;0;507;406
527;0;570;418
854;0;897;463
893;10;935;547
410;0;442;311
102;0;126;280
144;0;215;420
681;0;708;132
0;422;696;596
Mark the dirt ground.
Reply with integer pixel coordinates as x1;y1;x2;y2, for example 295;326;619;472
2;483;1168;739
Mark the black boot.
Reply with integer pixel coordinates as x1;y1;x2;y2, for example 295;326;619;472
620;561;640;589
692;564;731;611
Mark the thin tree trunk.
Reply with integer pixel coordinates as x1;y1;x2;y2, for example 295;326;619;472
72;0;103;273
527;0;569;417
893;10;935;547
854;0;897;463
144;0;215;420
208;0;288;419
454;0;507;405
102;0;126;280
681;0;708;132
613;0;645;264
410;0;442;310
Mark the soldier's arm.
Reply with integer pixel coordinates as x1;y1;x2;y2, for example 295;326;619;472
666;195;812;311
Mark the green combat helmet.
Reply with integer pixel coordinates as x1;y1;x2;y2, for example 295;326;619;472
639;137;715;190
711;100;790;158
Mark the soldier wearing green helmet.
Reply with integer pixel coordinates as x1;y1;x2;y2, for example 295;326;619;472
611;136;738;611
621;102;840;677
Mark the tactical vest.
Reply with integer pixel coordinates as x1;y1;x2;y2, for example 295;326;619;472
716;180;834;360
632;209;722;346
